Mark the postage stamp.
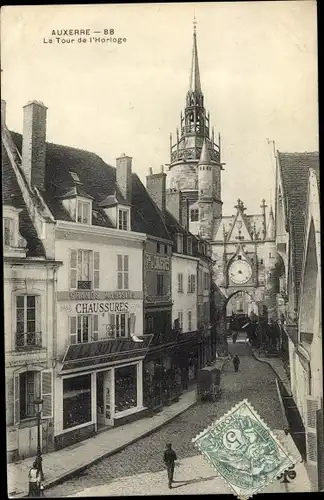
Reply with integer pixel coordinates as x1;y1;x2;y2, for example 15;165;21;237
192;399;296;499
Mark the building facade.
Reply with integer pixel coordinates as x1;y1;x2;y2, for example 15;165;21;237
274;151;322;490
3;100;62;462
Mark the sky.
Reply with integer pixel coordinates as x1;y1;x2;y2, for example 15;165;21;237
1;2;318;216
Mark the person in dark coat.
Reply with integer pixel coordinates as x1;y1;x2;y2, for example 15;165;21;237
163;443;177;488
233;354;240;372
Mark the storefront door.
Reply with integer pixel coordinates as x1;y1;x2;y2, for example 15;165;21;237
96;371;113;427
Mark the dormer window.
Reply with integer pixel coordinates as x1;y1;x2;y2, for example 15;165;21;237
177;234;184;253
4;217;15;246
118;208;129;231
77;199;91;224
187;237;192;255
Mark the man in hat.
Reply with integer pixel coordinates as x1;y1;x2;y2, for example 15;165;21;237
163;443;177;488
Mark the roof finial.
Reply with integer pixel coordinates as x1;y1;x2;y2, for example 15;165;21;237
193;12;197;34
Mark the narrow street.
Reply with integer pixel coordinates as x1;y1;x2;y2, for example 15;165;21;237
47;333;288;497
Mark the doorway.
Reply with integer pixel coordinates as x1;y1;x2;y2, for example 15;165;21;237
96;371;113;428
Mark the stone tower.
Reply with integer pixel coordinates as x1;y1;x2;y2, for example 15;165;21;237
166;22;223;234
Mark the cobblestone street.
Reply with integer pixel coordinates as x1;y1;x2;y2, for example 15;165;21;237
48;335;288;497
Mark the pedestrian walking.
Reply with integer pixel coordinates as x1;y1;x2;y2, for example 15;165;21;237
28;461;41;497
163;443;177;489
233;354;240;372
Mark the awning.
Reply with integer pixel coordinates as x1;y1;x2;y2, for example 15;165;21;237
59;335;153;375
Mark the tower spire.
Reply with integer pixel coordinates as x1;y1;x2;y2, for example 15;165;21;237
189;17;202;94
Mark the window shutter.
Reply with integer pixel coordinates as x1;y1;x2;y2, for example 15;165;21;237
14;373;20;425
117;255;123;289
192;275;196;292
93;252;100;289
70;316;77;344
188;275;191;293
109;314;115;338
124;255;129;289
178;274;181;291
41;370;53;418
306;397;319;463
70;249;77;289
317;405;324;491
92;315;99;341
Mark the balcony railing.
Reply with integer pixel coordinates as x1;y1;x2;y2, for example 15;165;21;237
16;331;42;350
77;280;92;290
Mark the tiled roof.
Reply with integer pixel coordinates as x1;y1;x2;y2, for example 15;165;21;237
10;132;170;240
278;151;319;304
2;139;46;257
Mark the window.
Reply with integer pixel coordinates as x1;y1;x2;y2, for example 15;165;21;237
70;249;100;290
157;243;160;253
190;209;199;222
177;234;184;253
118;209;129;231
14;370;52;424
16;295;41;349
19;371;40;419
188;274;196;293
187;237;192;255
204;272;210;290
4;217;14;246
109;313;129;338
178;311;183;330
63;374;91;429
178;273;183;292
115;365;137;413
146;316;154;333
70;315;98;344
188;311;192;331
117;255;129;289
77;200;91;224
269;252;272;258
157;274;164;296
260;258;264;265
238;255;242;260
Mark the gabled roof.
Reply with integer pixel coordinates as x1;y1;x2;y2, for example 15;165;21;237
10;132;170;240
277;151;319;303
2;139;45;257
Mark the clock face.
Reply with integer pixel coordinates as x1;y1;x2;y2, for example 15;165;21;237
229;260;252;285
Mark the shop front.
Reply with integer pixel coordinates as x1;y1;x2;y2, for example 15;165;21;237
178;330;204;388
54;335;153;450
143;330;181;411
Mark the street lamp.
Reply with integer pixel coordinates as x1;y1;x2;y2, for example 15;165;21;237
34;397;44;481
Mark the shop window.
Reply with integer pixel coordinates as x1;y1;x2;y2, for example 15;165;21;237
70;249;100;290
15;295;41;350
117;254;129;290
178;273;183;292
63;374;92;429
77;199;91;224
118;209;129;231
157;274;164;296
190;209;199;222
115;365;137;413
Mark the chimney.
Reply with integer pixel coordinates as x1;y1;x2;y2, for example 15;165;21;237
166;188;183;223
1;99;6;127
22;100;47;190
146;165;166;214
116;153;132;203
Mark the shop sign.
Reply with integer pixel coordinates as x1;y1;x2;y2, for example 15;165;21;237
57;290;143;301
76;301;129;313
145;253;170;271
